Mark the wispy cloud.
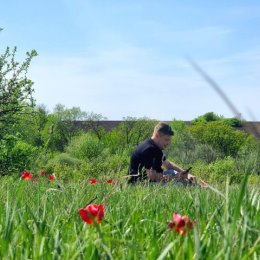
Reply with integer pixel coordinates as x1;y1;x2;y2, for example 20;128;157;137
29;43;260;120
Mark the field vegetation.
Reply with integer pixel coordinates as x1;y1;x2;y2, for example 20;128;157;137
0;38;259;260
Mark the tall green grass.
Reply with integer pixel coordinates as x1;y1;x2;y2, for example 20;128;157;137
0;176;259;260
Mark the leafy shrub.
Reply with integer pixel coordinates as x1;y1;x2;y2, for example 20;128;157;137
80;152;129;179
66;133;104;160
191;144;218;163
166;121;218;165
45;153;83;181
190;121;247;157
0;135;37;176
166;122;197;165
235;137;260;175
103;117;157;154
222;118;243;127
192;157;244;184
41;116;70;152
46;153;82;172
191;112;243;127
191;112;221;125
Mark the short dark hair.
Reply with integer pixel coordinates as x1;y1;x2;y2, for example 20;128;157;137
154;122;174;136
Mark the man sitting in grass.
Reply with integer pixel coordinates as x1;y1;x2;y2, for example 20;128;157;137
128;122;196;184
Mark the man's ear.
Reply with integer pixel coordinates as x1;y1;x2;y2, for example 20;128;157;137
154;132;160;138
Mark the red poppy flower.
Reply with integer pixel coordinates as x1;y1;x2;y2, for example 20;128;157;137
90;178;97;185
168;212;195;235
49;175;56;181
107;179;113;185
33;178;39;183
40;170;46;175
79;204;104;224
21;171;33;181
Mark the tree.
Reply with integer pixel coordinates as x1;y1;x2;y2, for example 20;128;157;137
191;112;221;125
53;104;91;142
9;105;49;146
191;112;243;127
118;116;158;146
41;105;108;152
82;112;107;141
103;117;157;153
53;104;88;121
190;121;247;157
0;46;37;138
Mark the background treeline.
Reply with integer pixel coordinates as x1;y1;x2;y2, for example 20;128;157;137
1;46;259;184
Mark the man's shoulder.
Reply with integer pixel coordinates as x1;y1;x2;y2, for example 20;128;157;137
135;138;159;154
137;138;154;149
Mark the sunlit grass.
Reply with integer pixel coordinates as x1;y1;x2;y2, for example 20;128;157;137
0;176;259;260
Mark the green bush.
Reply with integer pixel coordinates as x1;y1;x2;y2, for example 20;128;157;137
222;118;243;127
45;153;83;181
208;156;237;183
66;133;104;160
235;136;260;175
192;157;244;184
81;152;129;179
191;112;221;125
191;144;218;163
191;112;243;127
0;135;38;176
102;117;157;154
166;122;197;165
46;153;82;172
190;121;247;157
166;122;218;165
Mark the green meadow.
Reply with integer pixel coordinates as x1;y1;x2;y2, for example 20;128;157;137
0;175;259;260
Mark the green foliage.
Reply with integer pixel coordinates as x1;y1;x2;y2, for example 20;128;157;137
44;149;129;180
45;153;83;181
82;152;129;178
6;105;48;146
0;176;259;259
191;112;221;125
191;157;241;183
103;117;157;153
166;122;197;165
208;156;238;183
66;133;104;160
40;105;104;152
236;136;260;175
189;121;247;157
0;135;37;176
166;121;218;165
190;143;218;163
46;153;82;170
41;114;70;152
222;117;243;127
53;104;89;121
191;112;243;127
53;105;107;142
0;47;37;137
82;111;107;140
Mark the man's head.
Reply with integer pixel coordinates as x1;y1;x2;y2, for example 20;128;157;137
152;122;174;150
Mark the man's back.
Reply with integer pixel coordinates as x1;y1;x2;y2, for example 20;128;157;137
128;138;165;183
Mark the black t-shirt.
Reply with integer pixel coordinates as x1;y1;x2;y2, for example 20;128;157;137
128;138;166;183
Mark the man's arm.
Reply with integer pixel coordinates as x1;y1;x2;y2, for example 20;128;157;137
162;160;184;172
146;169;186;182
162;160;197;183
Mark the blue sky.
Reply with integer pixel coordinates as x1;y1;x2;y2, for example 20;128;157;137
1;0;260;120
